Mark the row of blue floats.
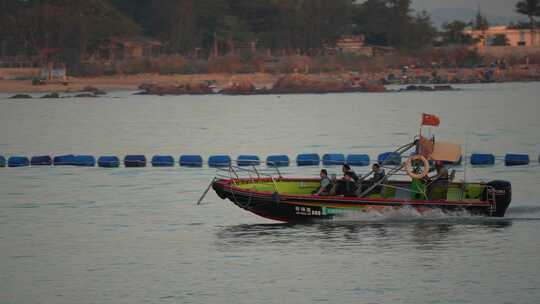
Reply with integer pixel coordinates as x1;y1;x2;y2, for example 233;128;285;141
0;153;539;168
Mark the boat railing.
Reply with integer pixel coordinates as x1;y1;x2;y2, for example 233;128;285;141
357;141;416;182
358;141;417;198
215;165;282;193
200;164;279;206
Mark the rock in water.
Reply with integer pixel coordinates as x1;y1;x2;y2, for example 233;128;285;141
74;93;97;98
221;81;256;95
137;82;213;95
271;74;346;94
41;92;60;98
82;86;106;95
10;94;32;99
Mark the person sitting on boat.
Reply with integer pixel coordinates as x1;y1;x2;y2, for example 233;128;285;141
314;169;333;196
371;163;386;184
357;163;386;195
342;164;359;183
331;171;358;197
425;161;450;199
429;161;449;182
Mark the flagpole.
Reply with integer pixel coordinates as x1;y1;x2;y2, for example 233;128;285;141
418;114;423;156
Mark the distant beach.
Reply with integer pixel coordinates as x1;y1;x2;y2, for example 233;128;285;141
1;65;539;95
0;72;277;94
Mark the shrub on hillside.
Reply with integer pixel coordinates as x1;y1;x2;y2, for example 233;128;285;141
311;55;343;73
181;59;209;74
149;55;186;74
117;59;151;75
76;62;110;77
208;55;244;73
276;55;312;73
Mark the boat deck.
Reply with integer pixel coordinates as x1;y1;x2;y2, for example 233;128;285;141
232;178;486;202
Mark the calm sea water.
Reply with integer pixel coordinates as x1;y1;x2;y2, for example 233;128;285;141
1;82;540;304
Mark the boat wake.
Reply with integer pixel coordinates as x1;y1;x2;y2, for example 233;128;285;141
315;205;540;225
324;206;497;224
506;205;540;216
216;207;540;244
503;205;540;221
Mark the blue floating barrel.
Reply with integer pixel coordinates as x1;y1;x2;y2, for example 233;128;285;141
237;155;260;166
73;155;96;167
98;156;120;168
31;155;52;166
0;156;6;167
347;154;370;166
322;154;346;166
124;155;147;168
378;152;401;166
8;156;30;167
505;154;530;166
152;155;175;167
296;154;320;166
470;154;495;166
266;155;290;167
179;155;203;167
208;155;231;168
54;155;76;166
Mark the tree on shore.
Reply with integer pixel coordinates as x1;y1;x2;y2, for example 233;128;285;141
0;0;140;61
473;9;490;31
150;0;199;54
515;0;540;46
442;21;475;45
352;0;436;50
1;0;440;59
98;0;436;55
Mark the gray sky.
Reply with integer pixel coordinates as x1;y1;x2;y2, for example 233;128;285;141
412;0;520;18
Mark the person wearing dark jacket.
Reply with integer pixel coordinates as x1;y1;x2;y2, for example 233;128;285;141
371;163;386;184
426;161;450;199
358;163;386;196
342;164;359;183
331;172;358;197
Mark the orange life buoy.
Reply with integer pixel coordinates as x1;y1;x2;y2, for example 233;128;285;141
405;155;430;179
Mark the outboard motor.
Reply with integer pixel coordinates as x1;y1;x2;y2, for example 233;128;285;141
487;180;512;217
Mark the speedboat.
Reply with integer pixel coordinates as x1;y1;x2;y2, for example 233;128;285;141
209;114;512;223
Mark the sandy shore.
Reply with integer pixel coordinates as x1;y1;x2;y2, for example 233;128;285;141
0;73;279;94
1;65;539;94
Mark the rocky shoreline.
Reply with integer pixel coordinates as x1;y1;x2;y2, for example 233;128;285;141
0;82;496;99
134;74;386;96
3;65;540;98
9;86;108;99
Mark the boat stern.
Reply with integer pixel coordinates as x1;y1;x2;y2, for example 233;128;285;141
487;180;512;217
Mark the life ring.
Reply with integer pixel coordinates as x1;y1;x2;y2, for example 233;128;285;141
405;155;430;179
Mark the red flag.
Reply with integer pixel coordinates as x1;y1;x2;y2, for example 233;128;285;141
422;113;440;126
